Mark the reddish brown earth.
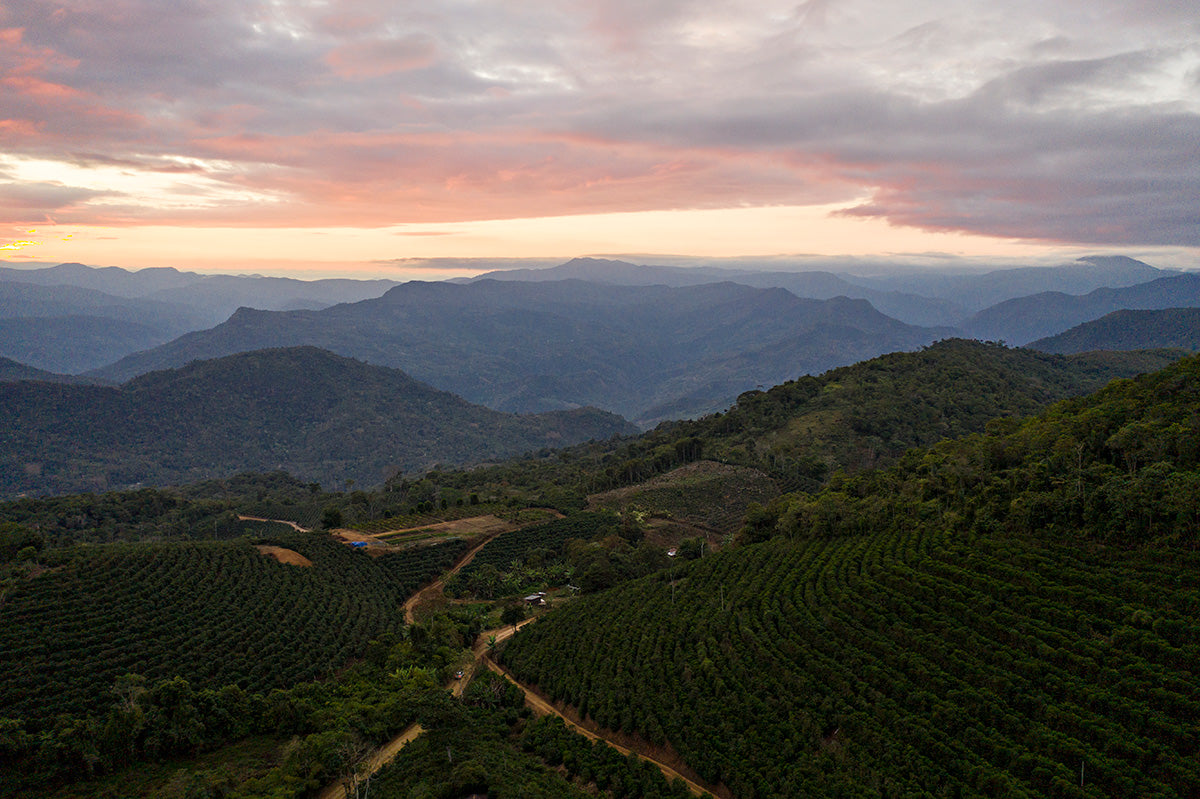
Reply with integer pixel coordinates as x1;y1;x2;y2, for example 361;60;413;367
253;545;313;567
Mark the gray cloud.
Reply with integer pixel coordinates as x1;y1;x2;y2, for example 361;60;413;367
0;0;1196;246
0;181;112;222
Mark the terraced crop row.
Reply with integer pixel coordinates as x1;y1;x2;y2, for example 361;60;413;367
499;529;1200;798
0;532;466;727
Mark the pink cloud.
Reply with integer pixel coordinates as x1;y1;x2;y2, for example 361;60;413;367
0;1;1195;250
2;75;81;99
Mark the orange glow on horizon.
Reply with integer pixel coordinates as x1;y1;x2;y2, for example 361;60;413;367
4;204;1197;278
0;239;41;252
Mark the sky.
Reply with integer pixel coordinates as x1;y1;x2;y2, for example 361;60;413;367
1;0;1198;279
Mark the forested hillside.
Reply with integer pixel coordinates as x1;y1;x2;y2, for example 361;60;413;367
90;278;946;424
0;346;636;497
1030;308;1200;354
432;340;1179;506
0;357;97;385
498;353;1200;797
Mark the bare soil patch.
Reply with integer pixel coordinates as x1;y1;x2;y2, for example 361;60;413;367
331;528;386;546
375;514;517;542
254;545;313;567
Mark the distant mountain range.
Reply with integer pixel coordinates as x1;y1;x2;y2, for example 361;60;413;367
961;273;1200;344
1030;308;1200;354
0;281;210;372
467;254;1172;325
0;346;637;497
465;257;964;327
0;262;400;324
846;255;1168;312
6;257;1193;419
0;264;399;372
88;279;949;426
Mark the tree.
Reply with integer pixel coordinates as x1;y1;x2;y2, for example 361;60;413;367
501;605;526;630
677;537;704;561
321;506;343;529
619;507;645;544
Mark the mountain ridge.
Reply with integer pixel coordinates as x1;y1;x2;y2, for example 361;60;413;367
88;278;951;426
1029;307;1200;354
0;346;637;497
962;272;1200;344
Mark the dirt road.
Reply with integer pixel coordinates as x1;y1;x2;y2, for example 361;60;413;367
402;529;504;623
482;654;717;798
315;613;717;799
315;618;531;799
315;723;425;799
237;515;309;532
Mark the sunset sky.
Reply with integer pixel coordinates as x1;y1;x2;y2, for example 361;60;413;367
1;0;1197;279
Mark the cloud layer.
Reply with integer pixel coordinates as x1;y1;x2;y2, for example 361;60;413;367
1;0;1197;246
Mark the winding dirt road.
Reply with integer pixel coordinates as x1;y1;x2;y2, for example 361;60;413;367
315;723;425;799
317;614;718;799
402;529;504;623
482;653;716;797
315;618;531;799
236;514;310;532
313;511;720;799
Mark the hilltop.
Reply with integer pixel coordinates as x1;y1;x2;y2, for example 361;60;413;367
1030;307;1200;354
0;346;636;496
433;341;1180;511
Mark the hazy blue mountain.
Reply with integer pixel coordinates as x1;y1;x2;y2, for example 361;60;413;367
0;280;214;372
847;255;1167;312
0;262;198;294
0;346;637;497
0;315;173;375
1029;308;1200;354
140;273;403;324
0;262;401;326
962;272;1200;344
0;279;206;329
0;356;102;385
90;279;949;426
471;257;964;326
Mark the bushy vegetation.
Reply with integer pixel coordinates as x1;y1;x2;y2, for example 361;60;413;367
444;510;677;598
589;460;780;535
432;340;1178;504
371;670;706;799
498;354;1200;797
0;472;328;546
0;533;467;727
0;609;483;797
518;715;705;799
